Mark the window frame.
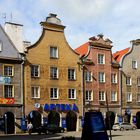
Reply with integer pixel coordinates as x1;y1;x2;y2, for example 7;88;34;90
30;65;40;78
50;46;58;58
127;92;132;102
68;68;76;80
126;76;131;86
50;88;59;99
85;71;92;82
4;85;14;98
137;77;140;86
137;93;140;102
68;88;76;99
99;72;105;83
98;54;105;64
50;67;58;79
111;91;117;101
31;86;40;99
99;91;106;101
85;90;93;101
132;60;137;69
3;65;14;76
111;73;117;84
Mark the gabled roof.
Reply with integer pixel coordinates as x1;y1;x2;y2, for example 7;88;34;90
75;34;113;56
113;48;130;62
74;42;89;55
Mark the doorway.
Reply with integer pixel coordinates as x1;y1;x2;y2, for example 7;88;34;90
66;111;77;131
4;112;15;134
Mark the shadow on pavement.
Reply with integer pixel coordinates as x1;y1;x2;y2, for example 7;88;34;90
0;133;63;140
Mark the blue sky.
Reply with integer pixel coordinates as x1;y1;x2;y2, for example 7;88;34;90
0;0;140;52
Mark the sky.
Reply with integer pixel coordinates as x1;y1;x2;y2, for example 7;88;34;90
0;0;140;53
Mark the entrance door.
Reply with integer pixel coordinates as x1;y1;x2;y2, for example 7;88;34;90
4;112;15;134
27;110;41;129
136;112;140;129
66;111;77;131
48;110;60;126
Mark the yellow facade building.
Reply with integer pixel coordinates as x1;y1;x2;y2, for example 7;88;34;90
24;13;82;131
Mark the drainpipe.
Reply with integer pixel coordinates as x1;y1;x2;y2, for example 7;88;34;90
21;54;26;117
119;68;122;116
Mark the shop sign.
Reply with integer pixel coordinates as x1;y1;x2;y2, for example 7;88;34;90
0;76;11;84
0;98;15;104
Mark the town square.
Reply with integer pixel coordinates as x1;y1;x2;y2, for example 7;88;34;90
0;0;140;139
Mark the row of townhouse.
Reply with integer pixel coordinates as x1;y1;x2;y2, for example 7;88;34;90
0;13;140;132
113;40;140;116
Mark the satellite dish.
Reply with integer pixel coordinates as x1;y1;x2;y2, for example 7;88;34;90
35;103;40;109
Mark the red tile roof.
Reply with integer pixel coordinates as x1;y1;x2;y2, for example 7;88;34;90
113;48;130;62
74;42;89;55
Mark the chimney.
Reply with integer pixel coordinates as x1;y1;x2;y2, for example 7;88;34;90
4;22;25;53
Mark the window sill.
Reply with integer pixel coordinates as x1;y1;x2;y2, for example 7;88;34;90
127;101;132;103
50;57;58;59
50;78;59;80
31;97;40;99
112;82;117;84
99;82;105;84
68;98;76;100
31;76;40;78
111;100;117;102
50;98;59;100
126;84;132;86
86;81;92;83
68;79;76;81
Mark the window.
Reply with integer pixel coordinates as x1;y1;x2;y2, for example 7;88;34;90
137;93;140;102
99;72;105;83
111;91;117;101
68;69;75;80
137;77;140;86
31;86;40;98
126;76;131;85
50;67;58;79
86;90;93;101
99;91;105;101
4;65;13;76
50;46;58;58
85;71;92;82
31;65;40;77
127;92;132;102
132;60;137;69
68;89;76;99
4;85;14;98
111;73;117;83
0;40;2;51
50;88;58;99
98;54;105;64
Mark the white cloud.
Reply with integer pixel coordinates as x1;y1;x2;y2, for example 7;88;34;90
0;0;140;52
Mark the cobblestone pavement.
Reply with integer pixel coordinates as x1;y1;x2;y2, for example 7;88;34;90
0;130;140;140
42;129;140;140
46;129;140;140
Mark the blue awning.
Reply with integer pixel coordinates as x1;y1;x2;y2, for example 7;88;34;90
60;104;65;111
50;104;56;110
72;104;78;111
44;104;49;111
65;104;71;111
56;104;61;110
